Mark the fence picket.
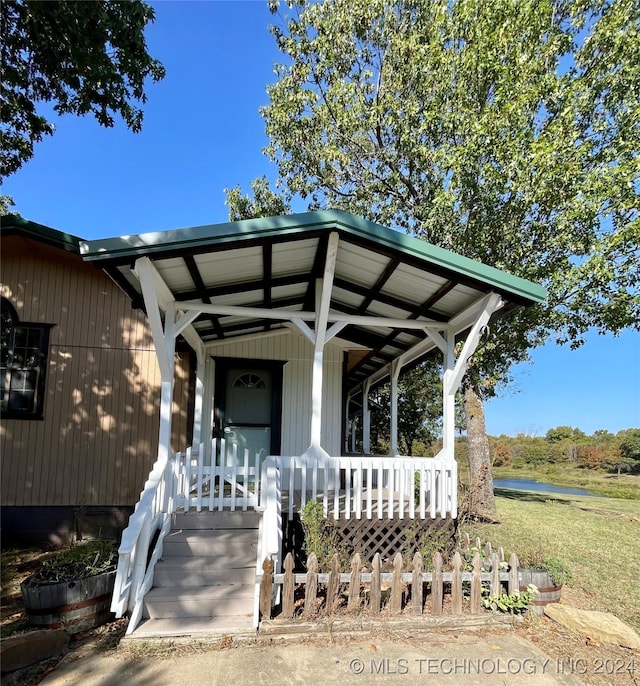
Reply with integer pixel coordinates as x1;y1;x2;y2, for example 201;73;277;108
283;553;295;619
490;553;500;596
348;553;361;611
260;558;274;620
327;554;340;615
431;552;443;615
391;553;403;614
411;552;423;615
508;553;519;595
471;552;482;614
451;552;462;614
304;553;318;618
370;553;381;614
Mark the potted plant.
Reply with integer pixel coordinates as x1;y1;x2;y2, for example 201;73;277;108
518;549;571;615
20;539;118;634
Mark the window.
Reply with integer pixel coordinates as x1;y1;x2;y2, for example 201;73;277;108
233;373;266;389
1;298;52;419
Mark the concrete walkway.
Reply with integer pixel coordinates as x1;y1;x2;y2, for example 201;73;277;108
39;629;584;686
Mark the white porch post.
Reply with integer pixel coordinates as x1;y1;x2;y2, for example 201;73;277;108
440;292;504;460
441;331;457;461
191;343;206;453
309;232;339;451
390;358;402;456
158;301;176;467
202;357;215;463
362;379;371;454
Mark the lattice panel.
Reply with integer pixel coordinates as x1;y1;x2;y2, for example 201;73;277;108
333;517;455;571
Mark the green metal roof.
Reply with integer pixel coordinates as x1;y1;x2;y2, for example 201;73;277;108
80;210;546;304
1;214;81;253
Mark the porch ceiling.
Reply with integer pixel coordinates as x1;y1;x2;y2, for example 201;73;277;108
80;210;545;392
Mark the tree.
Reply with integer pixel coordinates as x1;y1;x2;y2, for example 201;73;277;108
617;428;640;472
369;360;442;456
225;176;291;221
1;0;165;179
240;0;639;516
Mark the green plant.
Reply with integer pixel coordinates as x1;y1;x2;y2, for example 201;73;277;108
299;500;347;571
403;523;454;567
518;548;571;586
30;540;117;584
542;557;571;586
482;584;538;614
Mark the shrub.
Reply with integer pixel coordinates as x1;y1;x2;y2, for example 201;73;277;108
299;501;348;571
31;540;117;584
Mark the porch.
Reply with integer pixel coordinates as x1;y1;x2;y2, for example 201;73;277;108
111;438;457;636
80;210;545;637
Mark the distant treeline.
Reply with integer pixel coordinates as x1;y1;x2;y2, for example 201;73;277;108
461;427;640;473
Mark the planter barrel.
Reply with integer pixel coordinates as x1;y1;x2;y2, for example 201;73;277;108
519;568;562;615
20;569;116;634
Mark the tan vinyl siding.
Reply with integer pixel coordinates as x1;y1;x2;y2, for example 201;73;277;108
1;235;190;507
209;329;343;456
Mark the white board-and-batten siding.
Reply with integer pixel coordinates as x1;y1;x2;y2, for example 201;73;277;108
208;329;344;457
1;235;191;508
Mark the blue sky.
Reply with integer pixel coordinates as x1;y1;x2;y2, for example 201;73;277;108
2;1;638;437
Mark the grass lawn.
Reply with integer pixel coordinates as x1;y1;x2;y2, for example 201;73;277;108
462;490;640;631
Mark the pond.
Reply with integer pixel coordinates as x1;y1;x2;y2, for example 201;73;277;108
493;478;596;497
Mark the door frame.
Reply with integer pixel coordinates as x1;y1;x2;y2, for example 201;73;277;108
213;357;284;456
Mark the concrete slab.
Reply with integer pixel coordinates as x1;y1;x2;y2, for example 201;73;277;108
38;630;584;686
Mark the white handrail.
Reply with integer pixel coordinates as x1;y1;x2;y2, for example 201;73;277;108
111;450;178;619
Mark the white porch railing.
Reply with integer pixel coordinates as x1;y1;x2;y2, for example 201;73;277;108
257;455;457;577
112;443;457;634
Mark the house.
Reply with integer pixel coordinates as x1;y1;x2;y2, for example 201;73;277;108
0;215;192;544
79;210;545;635
3;210;545;635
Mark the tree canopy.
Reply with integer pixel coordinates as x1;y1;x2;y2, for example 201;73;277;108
230;0;639;516
260;0;638;352
1;0;165;179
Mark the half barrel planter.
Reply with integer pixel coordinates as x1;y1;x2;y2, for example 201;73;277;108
20;569;116;634
519;568;562;615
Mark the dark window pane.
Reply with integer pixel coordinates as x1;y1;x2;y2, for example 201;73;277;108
9;389;35;411
26;329;41;347
13;328;28;347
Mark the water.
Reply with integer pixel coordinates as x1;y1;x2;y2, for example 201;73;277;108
493;478;596;497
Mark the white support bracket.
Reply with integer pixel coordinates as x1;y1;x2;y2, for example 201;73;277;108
135;257;172;380
447;292;503;394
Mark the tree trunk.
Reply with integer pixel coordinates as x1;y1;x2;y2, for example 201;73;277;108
463;384;497;519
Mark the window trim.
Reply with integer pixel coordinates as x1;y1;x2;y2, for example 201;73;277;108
1;297;53;420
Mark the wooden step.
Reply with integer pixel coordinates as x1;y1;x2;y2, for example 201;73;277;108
162;530;258;557
134;510;261;637
142;585;255;619
171;510;261;530
153;558;255;587
131;615;255;638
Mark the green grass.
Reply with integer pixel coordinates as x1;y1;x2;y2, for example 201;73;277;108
462;491;640;631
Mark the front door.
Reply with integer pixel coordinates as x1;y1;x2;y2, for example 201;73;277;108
214;359;283;461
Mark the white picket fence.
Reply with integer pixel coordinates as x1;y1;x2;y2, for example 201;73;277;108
111;440;457;633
